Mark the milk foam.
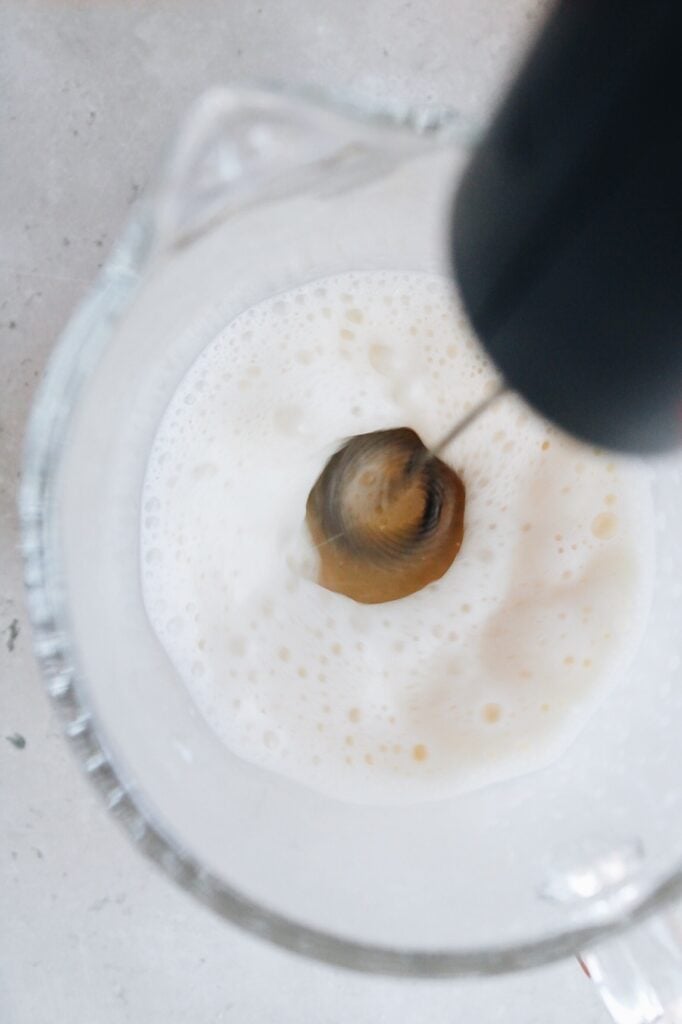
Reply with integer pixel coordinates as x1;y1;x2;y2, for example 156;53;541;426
141;271;654;804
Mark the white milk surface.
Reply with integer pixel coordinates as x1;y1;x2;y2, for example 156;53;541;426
141;271;653;804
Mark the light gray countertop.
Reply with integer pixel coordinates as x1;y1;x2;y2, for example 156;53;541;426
0;2;607;1020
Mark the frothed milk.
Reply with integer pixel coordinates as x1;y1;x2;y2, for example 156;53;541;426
141;271;653;803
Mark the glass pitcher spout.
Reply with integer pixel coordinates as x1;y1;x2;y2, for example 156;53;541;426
152;85;474;254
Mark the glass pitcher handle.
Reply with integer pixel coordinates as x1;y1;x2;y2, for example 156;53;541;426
580;905;682;1023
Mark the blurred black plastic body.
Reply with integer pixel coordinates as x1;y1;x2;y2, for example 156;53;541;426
452;0;682;453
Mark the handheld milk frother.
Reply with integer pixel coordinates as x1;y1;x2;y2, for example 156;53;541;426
310;0;682;590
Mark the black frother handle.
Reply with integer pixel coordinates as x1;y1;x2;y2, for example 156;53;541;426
452;0;682;453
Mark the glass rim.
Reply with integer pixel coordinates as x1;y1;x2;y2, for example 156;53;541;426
19;84;682;979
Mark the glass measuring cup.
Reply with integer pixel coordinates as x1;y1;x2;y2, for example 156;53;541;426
20;87;682;1022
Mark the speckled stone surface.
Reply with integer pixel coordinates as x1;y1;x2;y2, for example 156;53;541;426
0;2;608;1021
